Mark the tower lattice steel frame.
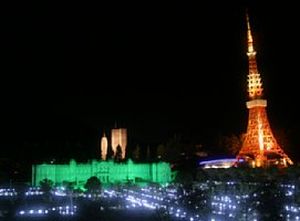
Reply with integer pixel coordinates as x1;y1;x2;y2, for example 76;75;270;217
237;13;293;167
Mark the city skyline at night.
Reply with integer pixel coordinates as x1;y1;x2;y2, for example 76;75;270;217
1;1;300;166
2;2;300;220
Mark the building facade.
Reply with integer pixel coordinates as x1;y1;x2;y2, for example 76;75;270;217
32;159;172;188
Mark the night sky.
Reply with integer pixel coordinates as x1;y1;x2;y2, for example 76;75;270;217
1;1;300;166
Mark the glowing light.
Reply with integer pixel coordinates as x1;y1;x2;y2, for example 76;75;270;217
33;159;172;188
238;13;294;167
248;73;263;99
101;133;108;160
199;158;239;169
246;13;263;99
282;158;287;167
111;128;127;159
257;116;264;152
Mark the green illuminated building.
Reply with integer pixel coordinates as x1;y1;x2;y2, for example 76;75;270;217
32;159;172;188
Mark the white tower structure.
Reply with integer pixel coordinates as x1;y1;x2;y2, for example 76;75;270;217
111;128;127;159
101;133;108;160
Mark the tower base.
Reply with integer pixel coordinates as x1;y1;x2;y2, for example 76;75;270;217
238;155;289;168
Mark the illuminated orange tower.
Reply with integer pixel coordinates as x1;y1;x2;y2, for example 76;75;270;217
237;13;293;167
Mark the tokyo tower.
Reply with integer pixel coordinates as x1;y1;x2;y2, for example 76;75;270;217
236;13;293;167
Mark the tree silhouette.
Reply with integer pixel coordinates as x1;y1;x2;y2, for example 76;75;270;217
39;178;53;202
146;145;151;161
114;145;122;162
106;144;114;160
157;144;166;160
164;135;183;162
216;133;244;155
84;176;102;195
40;178;53;193
132;144;140;160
